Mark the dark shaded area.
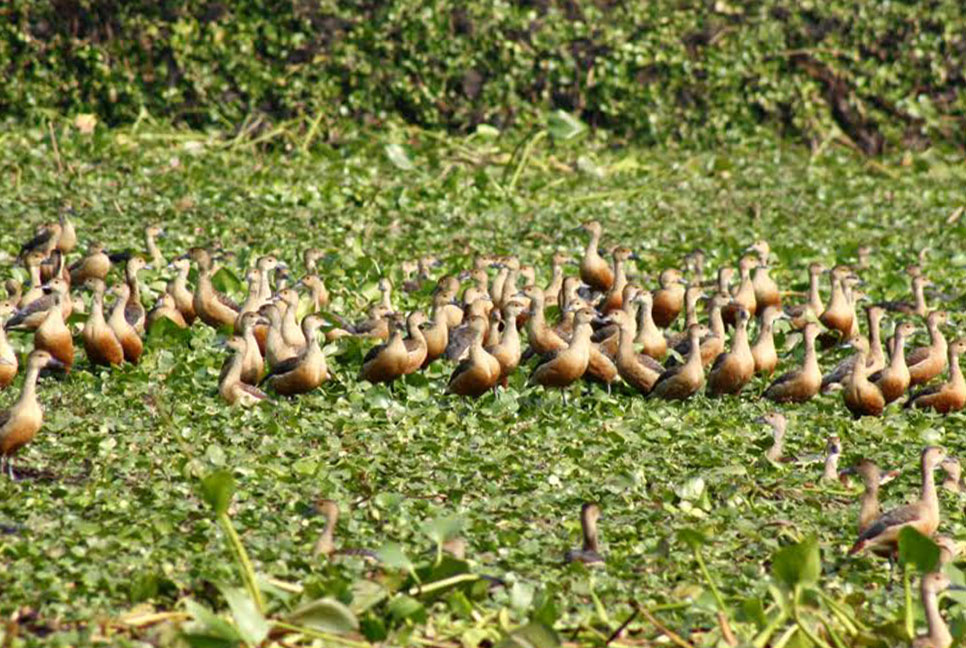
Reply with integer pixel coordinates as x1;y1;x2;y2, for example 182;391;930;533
1;0;963;152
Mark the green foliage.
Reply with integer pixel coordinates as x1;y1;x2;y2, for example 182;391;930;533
2;0;965;150
772;537;821;590
898;527;940;574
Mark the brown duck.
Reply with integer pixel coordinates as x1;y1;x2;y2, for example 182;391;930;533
869;321;915;404
707;307;754;396
82;279;124;367
905;338;966;414
908;310;948;387
578;221;613;292
448;316;501;397
650;324;707;401
0;350;63;479
763;322;821;403
842;334;885;418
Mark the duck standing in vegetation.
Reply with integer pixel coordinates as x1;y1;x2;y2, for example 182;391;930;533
0;350;63;479
564;503;604;565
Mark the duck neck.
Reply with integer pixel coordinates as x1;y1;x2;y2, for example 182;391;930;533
586;230;601;259
922;457;939;518
733;320;750;354
828;278;846;310
684;294;699;327
922;582;952;648
108;295;127;327
635;302;658;343
686;332;703;368
570;322;592;352
949;348;962;386
28;264;42;289
408;318;426;345
127;270;141;304
612;258;626;288
528;296;547;331
868;314;883;362
914;280;927;313
851;350;870;386
582;517;599;553
891;331;907;370
224;350;244;385
803;334;818;373
146;234;163;265
709;306;724;338
501;313;519;347
823;452;840;481
18;364;42;405
808;271;823;312
90;291;107;326
617;323;637;361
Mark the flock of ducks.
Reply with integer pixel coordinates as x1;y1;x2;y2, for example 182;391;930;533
1;215;964;645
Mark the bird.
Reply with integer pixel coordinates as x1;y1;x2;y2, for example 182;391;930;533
359;316;410;386
913;572;960;648
763;322;821;403
262;316;328;396
878;273;930;318
529;308;595;395
907;310;948;387
577;221;613;292
123;256;148;334
447;316;501;397
939;458;962;494
821;306;886;392
31;291;74;371
633;291;667;360
485;302;525;387
146;293;188;331
785;263;826;330
190;248;240;330
82;279;124;367
707;307;754;396
564;503;604;565
650;324;708;401
69;242;112;285
819;265;855;342
0;350;63;479
166;257;197;325
905;338;966;414
869;321;915;404
842;334;885;418
607;309;662;394
651;269;686;328
755;412;786;463
746;240;781;311
849;446;946;558
218;337;269;407
401;311;429;374
107;284;143;364
143;224;165;267
750;306;783;376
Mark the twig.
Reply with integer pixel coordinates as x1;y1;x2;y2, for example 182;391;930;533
48;121;64;176
718;611;737;647
636;604;695;648
605;606;639;646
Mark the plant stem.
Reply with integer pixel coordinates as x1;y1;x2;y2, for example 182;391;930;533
272;621;371;648
407;573;479;596
218;513;265;614
791;590;833;648
903;569;914;639
694;548;728;613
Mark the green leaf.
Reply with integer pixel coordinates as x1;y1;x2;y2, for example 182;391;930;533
387;594;426;623
385;143;414;170
183;598;243;643
474;124;501;139
677;528;707;549
898;527;940;574
199;471;235;516
218;585;269;645
286;597;359;634
421;515;465;546
377;542;415;573
772;536;821;590
496;621;561;648
211;267;242;295
510;581;534;611
546;110;586;141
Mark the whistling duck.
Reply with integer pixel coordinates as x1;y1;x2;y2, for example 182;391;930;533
235;267;264;324
147;293;188;331
262;316;328;395
39;249;67;284
486;302;524;386
303;248;324;273
878;274;930;318
490;263;511;310
586;339;619;389
905;338;966;414
6;279;22;304
27;291;72;371
908;311;949;387
5;278;71;332
668;295;727;368
445;298;492;361
17;251;47;307
786;263;826;330
313;499;340;557
144;225;165;267
651;269;686;328
377;278;394;313
57;210;76;254
715;266;735;299
219;337;269;407
599;247;634;314
258;303;297;368
190;248;239;330
0;350;63;479
108;284;143;364
250;255;278;305
746;240;780;310
520;264;536;289
841;335;885;418
664;286;705;349
277;289;307;349
578;221;613;292
69;242;112;285
763;322;821;403
403;255;440;293
633;291;667;360
849;446;946;557
855;245;872;270
521;287;568;356
401;311;429;374
821;436;843;482
461;268;491;309
593;284;639;357
421;302;450;368
685;249;706;286
914;572;958;648
564;503;603;565
818;266;853;342
360;318;409;385
940;458;962;494
755;412;786;462
431;276;463;329
448;316;501;397
530;309;595;393
82;279;124;367
236;312;265;385
123;256;148;333
751;306;783;376
555;276;590;337
544;252;570;304
650;324;707;401
166;257;197;325
821;306;886;392
608;309;661;394
20;222;61;259
870;321;915;404
707;307;754;396
301;274;330;312
0;309;17;390
723;256;757;326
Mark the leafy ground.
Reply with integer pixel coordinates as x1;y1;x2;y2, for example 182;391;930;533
1;117;966;647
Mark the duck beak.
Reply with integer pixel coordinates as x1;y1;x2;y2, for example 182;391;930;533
838;466;857;476
45;357;66;371
144;264;154;271
753;416;767;424
629;252;641;261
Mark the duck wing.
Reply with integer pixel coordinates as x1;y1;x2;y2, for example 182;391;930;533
905;346;932;368
444;325;475;361
4;295;55;329
904;385;942;408
262;354;302;384
362;341;389;365
850;504;920;552
20;229;53;255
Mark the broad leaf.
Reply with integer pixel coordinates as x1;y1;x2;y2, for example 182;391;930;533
898;527;940;574
287;597;359;633
200;471;235;516
772;536;820;589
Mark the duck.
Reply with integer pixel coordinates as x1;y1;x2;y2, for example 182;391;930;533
431;276;463;329
521;286;568;356
234;268;265;327
940;458;962;494
855;245;872;270
190;248;240;330
908;311;949;387
821;306;886;392
108;283;143;364
485;302;524;387
685;249;706;286
0;309;17;390
166;257;197;325
326;304;393;342
4;278;71;332
905;338;966;414
56;210;77;254
360;317;410;386
671;294;728;368
598;247;634;314
723;256;757;326
301;274;330;312
262;316;328;395
39;249;67;284
20;222;62;259
236;311;266;385
651;269;686;328
219;337;269;407
18;251;47;308
851;460;886;534
707;307;754;396
785;263;826;330
544;252;570;304
841;334;885;418
914;572;959;648
633;291;667;360
0;350;62;479
763;322;821;403
650;324;708;401
849;446;946;558
608;309;661;394
821;436;843;482
275;288;306;350
751;306;783;376
664;286;705;349
445;298;493;361
401;311;429;374
746;240;781;310
448;316;501;397
69;242;112;284
124;256;148;334
144;225;165;267
82;279;124;367
146;293;188;331
529;308;595;394
421;301;451;368
869;321;915;404
755;412;786;462
303;248;324;274
818;266;854;342
259;303;298;368
564;503;604;565
878;273;930;318
578;221;613;292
